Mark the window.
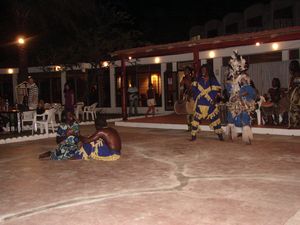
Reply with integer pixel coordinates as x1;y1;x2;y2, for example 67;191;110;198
207;29;218;38
247;16;263;28
274;6;293;19
289;49;299;60
115;64;161;107
225;23;239;34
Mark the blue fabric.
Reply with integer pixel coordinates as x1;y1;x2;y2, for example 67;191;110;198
192;77;221;106
240;85;256;102
50;122;80;160
227;111;251;127
74;141;121;160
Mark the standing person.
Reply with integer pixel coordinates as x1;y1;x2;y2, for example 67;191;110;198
145;83;156;117
89;85;98;104
190;64;224;141
27;76;39;110
288;60;300;92
268;78;281;125
288;60;300;128
36;100;45;115
128;82;139;116
179;66;194;131
64;82;75;112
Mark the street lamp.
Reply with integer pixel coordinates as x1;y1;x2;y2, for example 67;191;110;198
17;36;28;83
18;37;25;45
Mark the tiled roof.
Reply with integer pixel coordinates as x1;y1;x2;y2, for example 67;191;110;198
112;26;300;58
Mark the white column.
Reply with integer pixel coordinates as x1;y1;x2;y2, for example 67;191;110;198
12;73;18;103
201;59;207;65
213;57;223;83
282;50;289;61
109;65;116;108
161;63;166;111
172;62;177;72
61;71;66;104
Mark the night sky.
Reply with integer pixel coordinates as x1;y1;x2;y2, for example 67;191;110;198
120;0;272;43
0;0;271;67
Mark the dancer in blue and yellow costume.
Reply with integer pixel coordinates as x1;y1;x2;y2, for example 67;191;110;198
75;116;121;161
190;64;224;141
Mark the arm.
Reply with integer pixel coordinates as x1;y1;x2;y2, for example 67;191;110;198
86;132;106;143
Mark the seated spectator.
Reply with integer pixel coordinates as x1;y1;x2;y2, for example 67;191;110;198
17;96;29;112
39;111;81;160
36;100;45;115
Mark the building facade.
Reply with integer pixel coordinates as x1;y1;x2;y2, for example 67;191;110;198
1;27;300;119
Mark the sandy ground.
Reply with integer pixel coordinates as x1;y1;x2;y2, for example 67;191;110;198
0;125;300;225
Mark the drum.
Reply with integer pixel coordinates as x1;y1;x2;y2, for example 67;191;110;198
260;102;274;116
174;98;195;115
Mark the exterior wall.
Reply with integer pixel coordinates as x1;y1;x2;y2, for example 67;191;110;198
222;13;243;35
1;40;300;114
190;0;300;40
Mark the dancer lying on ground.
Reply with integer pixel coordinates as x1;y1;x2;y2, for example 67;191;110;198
39;115;121;161
76;116;121;161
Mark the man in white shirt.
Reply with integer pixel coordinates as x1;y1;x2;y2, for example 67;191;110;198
27;76;39;109
128;83;139;116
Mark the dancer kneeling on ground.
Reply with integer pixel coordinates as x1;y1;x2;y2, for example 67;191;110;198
76;116;121;161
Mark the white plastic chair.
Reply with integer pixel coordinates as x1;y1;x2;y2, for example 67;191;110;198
21;111;35;131
83;102;98;121
52;103;63;122
33;108;56;136
75;102;84;120
256;96;265;126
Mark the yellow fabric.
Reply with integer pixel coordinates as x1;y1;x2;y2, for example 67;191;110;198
207;107;219;119
209;118;221;129
90;153;120;161
197;85;213;103
79;139;120;161
214;128;223;134
78;146;89;160
211;85;221;91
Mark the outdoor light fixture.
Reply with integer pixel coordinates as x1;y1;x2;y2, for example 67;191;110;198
17;37;25;45
255;42;261;46
55;66;61;71
272;43;279;50
209;51;215;58
8;68;13;74
102;61;109;67
154;57;160;63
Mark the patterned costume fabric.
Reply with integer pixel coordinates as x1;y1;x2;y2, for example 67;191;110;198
225;50;256;143
226;51;256;127
75;139;120;161
227;84;256;127
50;122;80;160
289;77;300;128
191;76;223;136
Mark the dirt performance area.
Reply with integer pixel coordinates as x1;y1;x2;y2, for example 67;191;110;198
0;125;300;225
